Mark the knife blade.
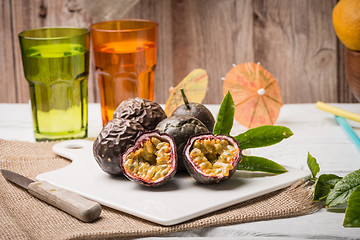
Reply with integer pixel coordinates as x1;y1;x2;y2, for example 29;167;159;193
1;169;101;222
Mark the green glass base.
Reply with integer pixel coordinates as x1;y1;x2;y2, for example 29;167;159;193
34;129;88;142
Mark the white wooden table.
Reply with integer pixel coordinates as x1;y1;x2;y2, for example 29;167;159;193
1;103;360;239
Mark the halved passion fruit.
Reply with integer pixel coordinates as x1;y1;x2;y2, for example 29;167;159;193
183;134;242;184
121;131;177;187
156;116;209;172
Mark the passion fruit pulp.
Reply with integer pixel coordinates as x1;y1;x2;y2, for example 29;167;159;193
121;131;177;187
156;116;210;172
93;118;144;175
183;133;241;184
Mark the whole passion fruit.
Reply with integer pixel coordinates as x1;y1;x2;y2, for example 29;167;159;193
172;103;215;132
113;97;167;130
121;131;177;187
93;118;145;175
171;89;215;131
183;133;241;184
156;116;210;172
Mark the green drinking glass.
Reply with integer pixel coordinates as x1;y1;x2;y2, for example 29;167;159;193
19;27;89;141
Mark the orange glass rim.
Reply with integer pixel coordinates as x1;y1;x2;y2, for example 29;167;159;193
90;19;158;33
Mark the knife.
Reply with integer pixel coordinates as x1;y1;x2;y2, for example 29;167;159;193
1;169;102;222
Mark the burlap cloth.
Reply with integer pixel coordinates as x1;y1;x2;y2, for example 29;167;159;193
0;139;321;240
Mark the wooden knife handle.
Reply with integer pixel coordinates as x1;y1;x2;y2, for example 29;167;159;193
28;181;102;222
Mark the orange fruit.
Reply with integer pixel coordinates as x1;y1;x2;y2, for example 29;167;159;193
332;0;360;51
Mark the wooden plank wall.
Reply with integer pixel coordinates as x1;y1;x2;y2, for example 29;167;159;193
0;0;356;104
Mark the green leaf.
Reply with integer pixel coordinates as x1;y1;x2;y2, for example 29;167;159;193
344;185;360;227
313;174;342;202
307;152;320;178
213;91;235;135
234;125;293;149
326;169;360;208
237;155;288;174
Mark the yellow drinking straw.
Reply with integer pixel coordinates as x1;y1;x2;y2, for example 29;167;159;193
316;101;360;123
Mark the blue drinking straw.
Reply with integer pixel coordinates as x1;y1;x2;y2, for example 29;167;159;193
335;116;360;153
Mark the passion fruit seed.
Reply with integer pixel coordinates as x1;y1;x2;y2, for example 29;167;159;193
190;138;238;177
124;137;172;181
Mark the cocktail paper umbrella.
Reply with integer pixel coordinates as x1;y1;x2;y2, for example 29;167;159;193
165;69;208;116
223;62;282;128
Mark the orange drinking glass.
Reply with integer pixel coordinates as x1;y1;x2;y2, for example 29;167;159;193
91;19;158;126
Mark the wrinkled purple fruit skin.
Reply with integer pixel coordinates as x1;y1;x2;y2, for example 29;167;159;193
113;97;167;130
183;133;242;184
121;131;177;187
156;116;210;172
93;118;145;175
172;103;215;132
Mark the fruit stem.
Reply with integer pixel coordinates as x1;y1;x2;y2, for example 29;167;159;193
180;88;191;109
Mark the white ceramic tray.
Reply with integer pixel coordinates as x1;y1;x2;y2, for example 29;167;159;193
36;140;310;226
